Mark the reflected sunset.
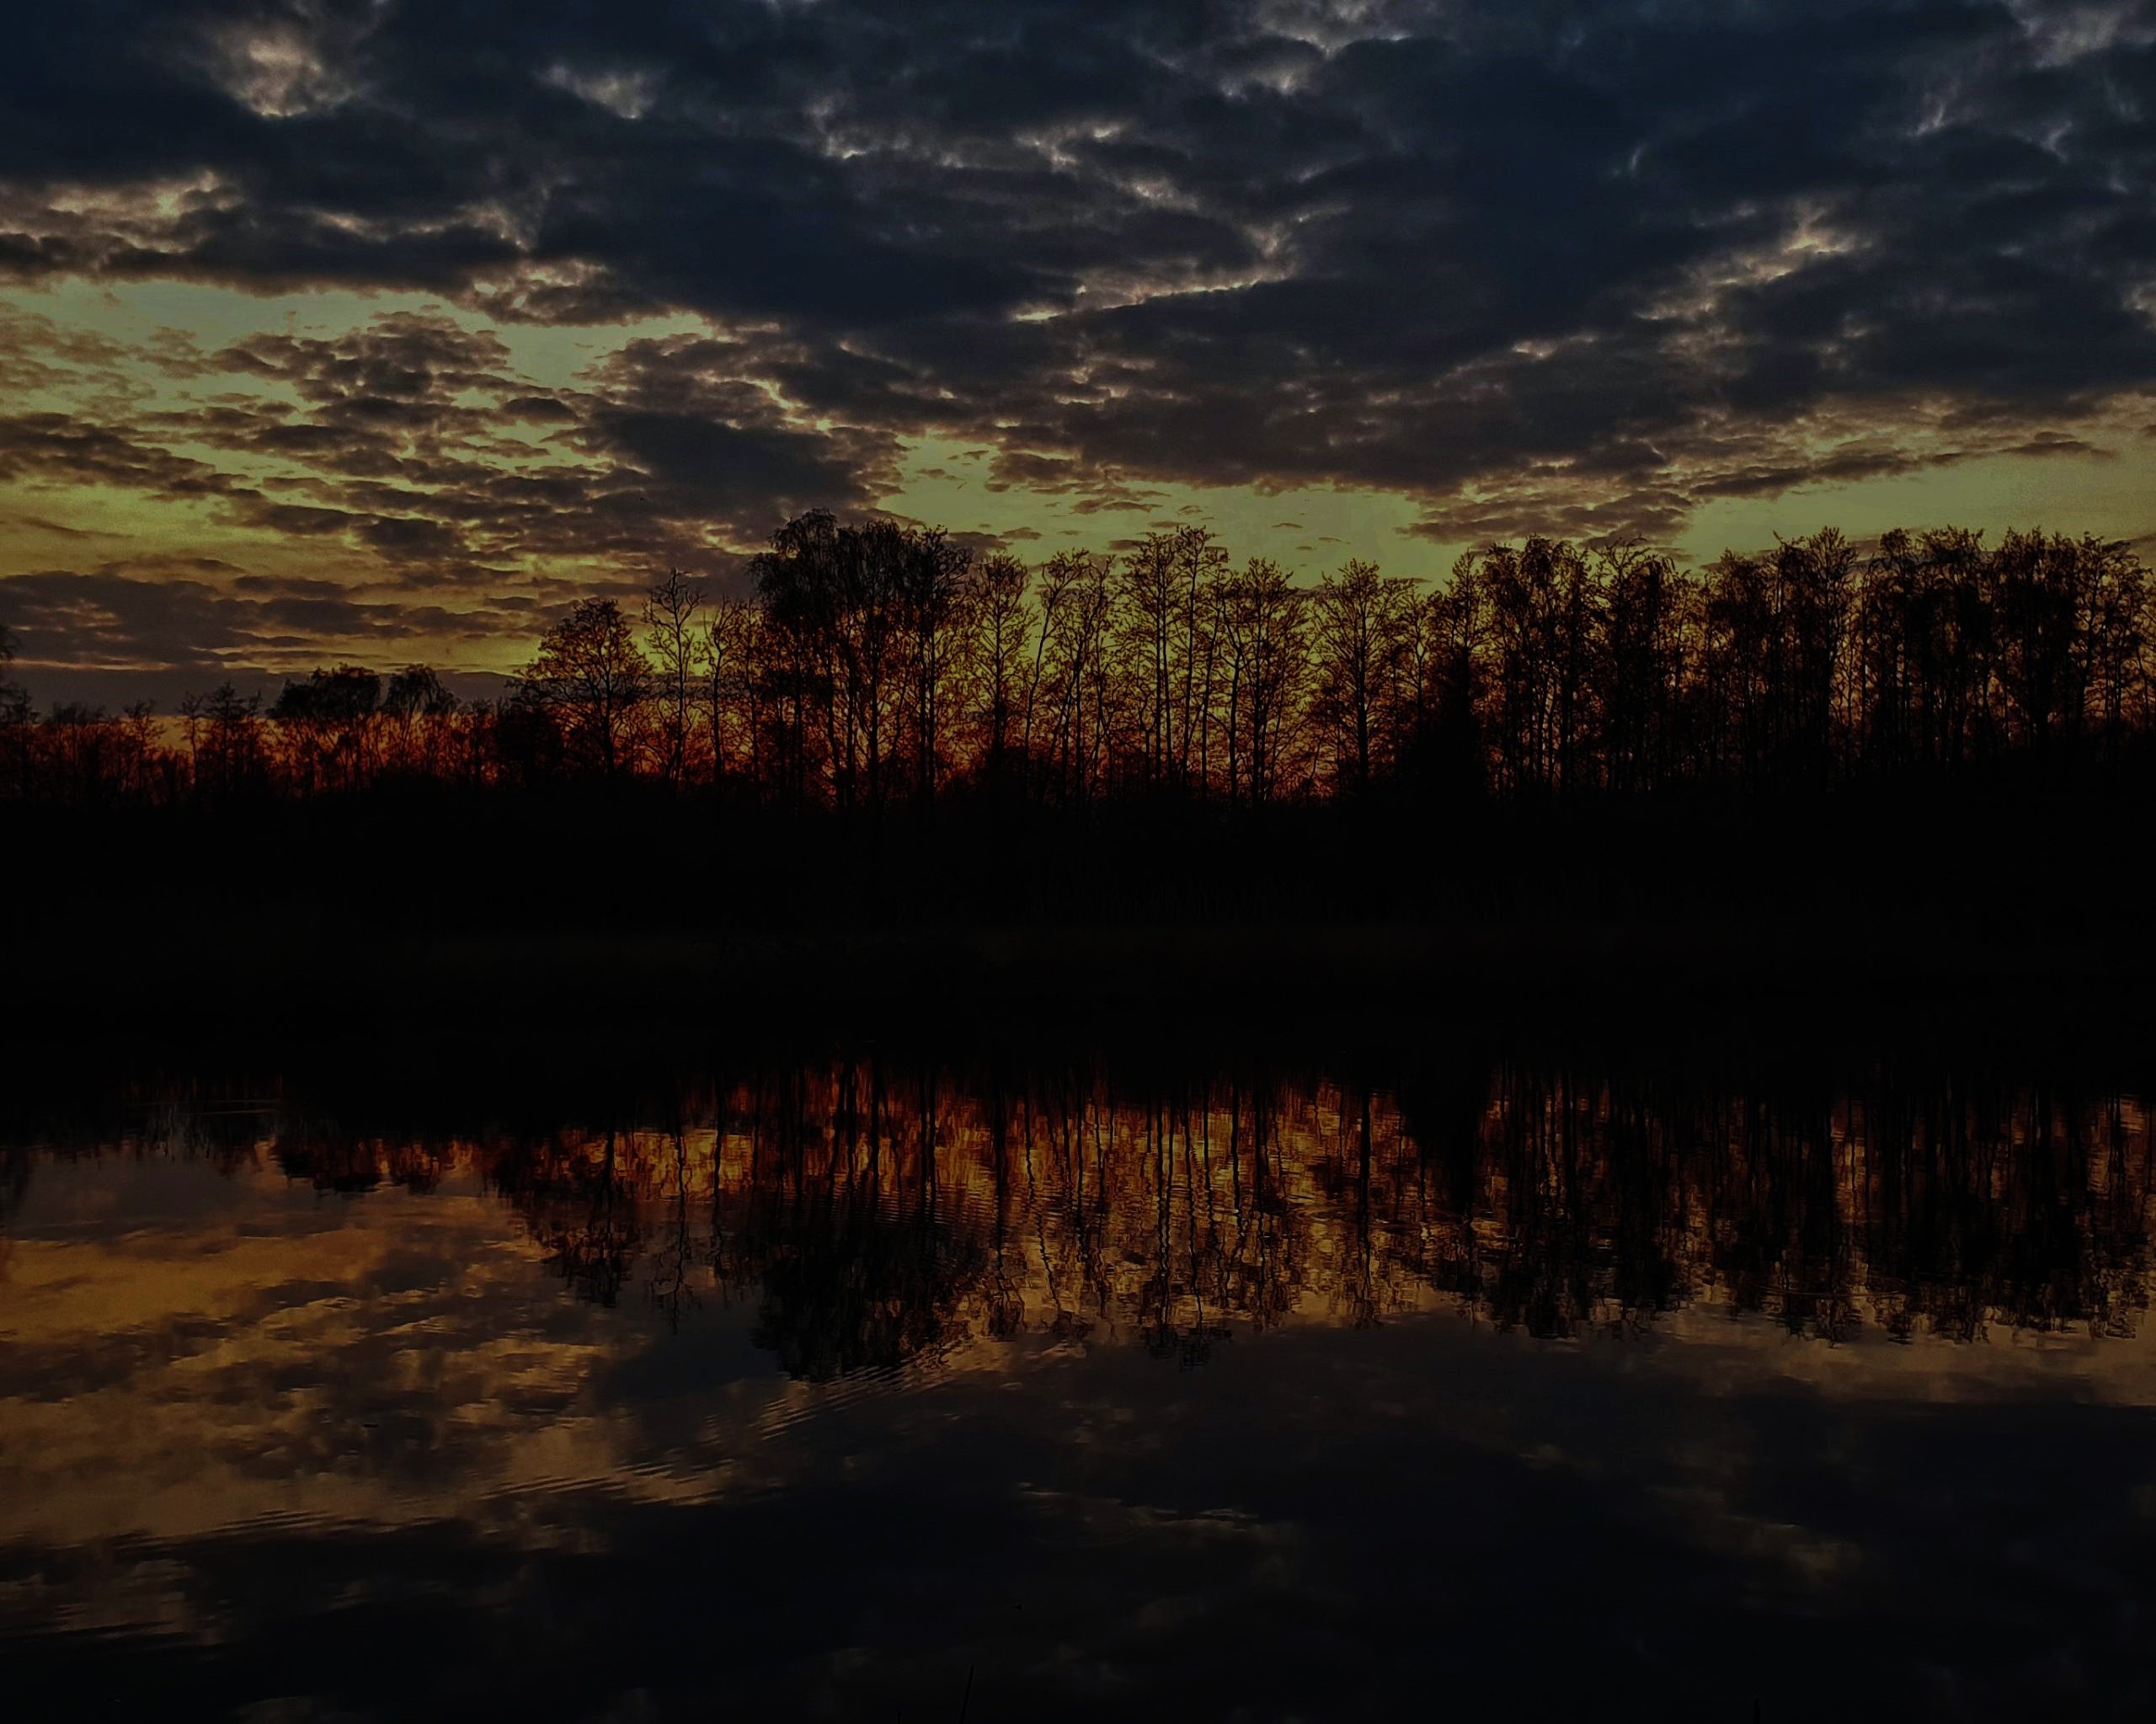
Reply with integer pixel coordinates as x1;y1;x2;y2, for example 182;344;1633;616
8;1052;2156;1716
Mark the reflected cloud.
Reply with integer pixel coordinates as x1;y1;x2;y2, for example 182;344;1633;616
5;1053;2156;1716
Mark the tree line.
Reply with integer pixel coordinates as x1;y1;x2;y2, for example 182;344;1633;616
4;511;2153;810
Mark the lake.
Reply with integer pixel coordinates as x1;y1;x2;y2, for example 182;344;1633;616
4;1047;2154;1719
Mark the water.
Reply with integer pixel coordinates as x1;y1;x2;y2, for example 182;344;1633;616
4;1054;2156;1719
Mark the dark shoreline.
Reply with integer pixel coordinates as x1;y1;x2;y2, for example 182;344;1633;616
13;777;2156;1085
12;909;2155;1068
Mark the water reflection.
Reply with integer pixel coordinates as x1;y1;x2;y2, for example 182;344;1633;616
13;1059;2146;1369
4;1054;2156;1719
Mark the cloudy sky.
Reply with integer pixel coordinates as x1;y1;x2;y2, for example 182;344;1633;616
3;0;2153;702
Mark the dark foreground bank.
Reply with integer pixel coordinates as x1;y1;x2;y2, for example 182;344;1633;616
13;776;2156;1054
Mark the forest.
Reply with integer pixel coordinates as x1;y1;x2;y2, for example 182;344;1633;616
6;511;2153;811
9;510;2156;958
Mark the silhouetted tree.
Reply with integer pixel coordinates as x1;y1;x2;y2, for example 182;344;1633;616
1221;558;1308;805
272;665;382;794
971;552;1033;799
1;624;33;800
380;665;459;778
179;682;269;798
1310;558;1417;794
1121;526;1226;796
643;568;706;788
702;595;760;788
6;511;2153;837
1598;540;1690;795
1032;548;1118;807
897;526;971;804
514;597;652;779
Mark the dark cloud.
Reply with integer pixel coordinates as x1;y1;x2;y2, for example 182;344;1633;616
0;0;2150;589
0;305;889;616
0;414;228;495
0;560;528;706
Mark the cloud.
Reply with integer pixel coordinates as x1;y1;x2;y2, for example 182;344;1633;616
0;304;893;633
0;0;2150;685
0;561;536;706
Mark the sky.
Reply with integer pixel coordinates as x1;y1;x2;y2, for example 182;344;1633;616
2;0;2153;705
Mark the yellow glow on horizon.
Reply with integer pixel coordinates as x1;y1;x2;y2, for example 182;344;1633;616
3;276;2154;695
881;432;1449;578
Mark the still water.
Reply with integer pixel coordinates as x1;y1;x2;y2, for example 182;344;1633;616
4;1054;2156;1719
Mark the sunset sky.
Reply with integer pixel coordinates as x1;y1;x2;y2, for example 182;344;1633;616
3;0;2153;705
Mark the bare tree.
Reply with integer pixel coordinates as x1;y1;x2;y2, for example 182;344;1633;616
182;683;269;798
1219;558;1308;806
1033;550;1118;806
898;528;971;803
1310;558;1417;794
702;595;760;788
382;665;458;778
515;598;653;780
971;552;1033;798
0;623;29;799
271;665;382;795
644;568;707;789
